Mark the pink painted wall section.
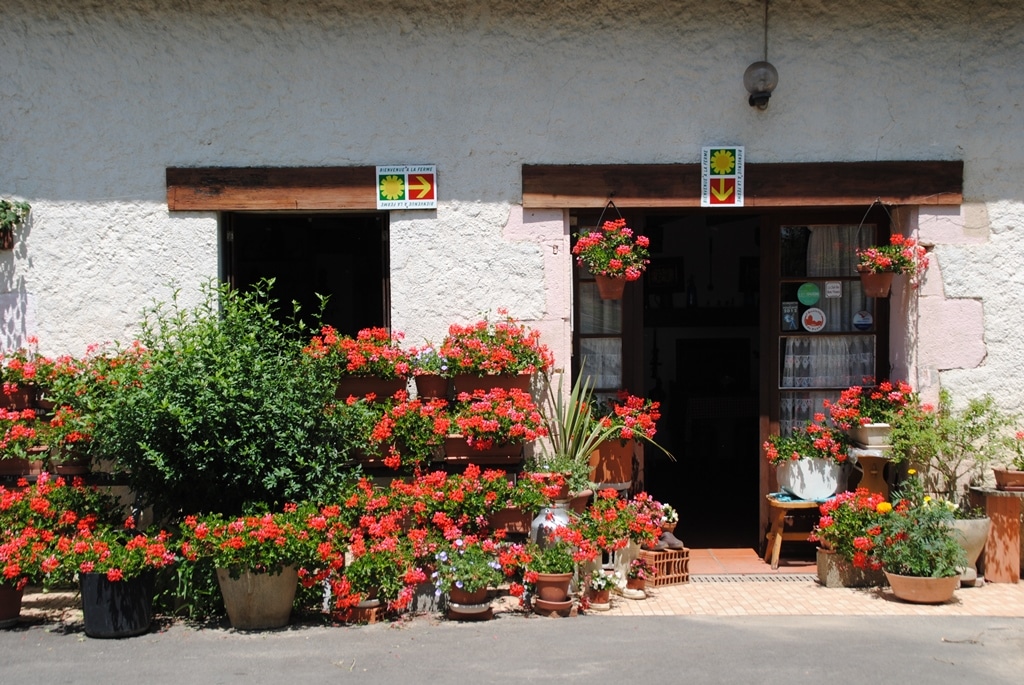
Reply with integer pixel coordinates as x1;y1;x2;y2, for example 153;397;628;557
502;205;572;374
917;205;990;246
907;207;988;406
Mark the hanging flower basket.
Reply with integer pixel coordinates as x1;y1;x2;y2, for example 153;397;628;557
572;200;650;300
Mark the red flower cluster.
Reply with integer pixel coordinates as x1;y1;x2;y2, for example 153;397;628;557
440;309;554;377
452;387;548;450
304;326;411;379
825;380;917;428
856;233;928;280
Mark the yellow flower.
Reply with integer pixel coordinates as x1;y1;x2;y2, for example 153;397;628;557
907;468;916;475
876;502;893;514
923;495;931;503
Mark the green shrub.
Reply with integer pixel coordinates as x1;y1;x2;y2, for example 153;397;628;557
86;280;357;518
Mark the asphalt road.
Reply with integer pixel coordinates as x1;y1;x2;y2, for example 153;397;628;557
2;614;1023;684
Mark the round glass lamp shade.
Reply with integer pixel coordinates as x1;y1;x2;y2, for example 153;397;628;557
743;61;779;108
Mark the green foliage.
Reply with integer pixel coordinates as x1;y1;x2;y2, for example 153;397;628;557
0;199;30;230
525;539;576;574
82;280;355;517
893;389;1014;505
431;541;503;594
868;476;966;578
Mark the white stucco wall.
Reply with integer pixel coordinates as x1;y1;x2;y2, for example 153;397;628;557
2;0;1023;406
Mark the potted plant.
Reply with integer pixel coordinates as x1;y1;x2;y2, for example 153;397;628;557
368;392;450;471
0;407;49;476
810;488;889;587
582;569;620;607
826;380;919;447
431;538;503;616
854;233;928;297
409;344;451;399
855;472;966;603
335;539;426;621
440;310;554;392
763;413;849;500
447;387;548;460
589;390;673;488
995;429;1024;491
0;199;30;250
523;536;577;607
178;504;332;630
0;473;120;627
625;557;657;595
572;214;651;299
305;325;411;401
65;521;176;638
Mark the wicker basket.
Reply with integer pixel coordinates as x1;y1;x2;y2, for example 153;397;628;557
638;548;690;587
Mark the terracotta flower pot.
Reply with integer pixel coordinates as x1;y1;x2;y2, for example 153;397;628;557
533;572;573;602
993;468;1024;492
884;571;959;604
857;267;894;298
216;566;298;630
594;274;627;300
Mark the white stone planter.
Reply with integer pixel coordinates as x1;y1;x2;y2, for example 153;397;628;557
776;458;841;501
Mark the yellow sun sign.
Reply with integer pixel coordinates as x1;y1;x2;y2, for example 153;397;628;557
701;146;744;207
376;165;437;209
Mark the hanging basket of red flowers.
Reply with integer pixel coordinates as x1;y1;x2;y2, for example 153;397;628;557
572;201;651;300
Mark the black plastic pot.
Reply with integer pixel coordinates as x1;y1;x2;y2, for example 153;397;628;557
79;572;154;638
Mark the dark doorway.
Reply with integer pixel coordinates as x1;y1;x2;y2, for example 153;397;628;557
641;214;761;548
225;213;389;335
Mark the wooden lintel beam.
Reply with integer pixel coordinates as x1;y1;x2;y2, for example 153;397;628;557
166;166;377;211
522;161;963;209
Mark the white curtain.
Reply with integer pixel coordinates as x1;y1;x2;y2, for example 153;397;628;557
780;225;875;433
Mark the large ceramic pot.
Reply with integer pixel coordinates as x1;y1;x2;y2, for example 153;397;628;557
775;457;841;501
216;566;298;630
884;571;959;604
816;548;887;588
0;583;25;629
949;517;992;586
79;572;155;638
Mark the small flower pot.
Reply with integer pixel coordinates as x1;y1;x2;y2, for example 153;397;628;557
594;275;627;300
857;267;894;298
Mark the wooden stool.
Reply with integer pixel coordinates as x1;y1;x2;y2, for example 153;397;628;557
764;495;820;570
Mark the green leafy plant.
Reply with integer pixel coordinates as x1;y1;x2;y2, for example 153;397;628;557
64;524;176;582
431;539;504;594
892;389;1014;506
523;538;576;576
79;280;354;517
0;199;30;232
856;474;966;578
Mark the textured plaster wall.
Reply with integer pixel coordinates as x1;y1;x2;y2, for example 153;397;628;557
1;0;1023;404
